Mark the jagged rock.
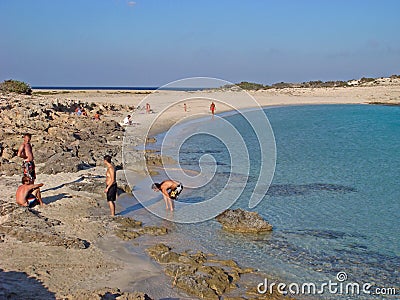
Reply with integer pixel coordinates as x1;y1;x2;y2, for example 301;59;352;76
1;147;15;160
113;216;142;229
113;217;167;241
146;137;156;144
0;206;89;249
0;95;127;176
67;178;105;194
175;275;220;299
117;181;132;194
138;226;168;236
145;153;176;167
146;243;242;299
146;243;180;263
0;159;21;176
39;153;88;174
115;229;141;240
164;263;197;278
0;202;20;217
216;209;273;233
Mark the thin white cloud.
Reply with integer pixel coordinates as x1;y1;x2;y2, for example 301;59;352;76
127;1;136;6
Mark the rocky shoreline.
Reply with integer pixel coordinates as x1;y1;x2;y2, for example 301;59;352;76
0;92;290;299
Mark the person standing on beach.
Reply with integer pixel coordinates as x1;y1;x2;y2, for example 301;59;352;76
184;103;187;112
75;107;82;116
152;180;183;211
16;176;44;208
210;102;216;117
146;103;151;114
17;133;36;183
104;155;117;216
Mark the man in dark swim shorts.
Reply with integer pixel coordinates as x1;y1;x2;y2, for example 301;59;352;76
104;155;117;216
107;182;117;202
27;194;39;208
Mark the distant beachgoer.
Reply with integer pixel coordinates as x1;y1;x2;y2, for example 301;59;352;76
210;102;216;116
16;176;44;208
93;112;100;120
123;115;132;125
146;103;151;114
184;103;187;112
152;180;183;211
104;155;117;216
17;133;36;182
75;107;83;116
82;108;88;117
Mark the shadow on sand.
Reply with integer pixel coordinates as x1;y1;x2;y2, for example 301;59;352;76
0;268;56;299
42;193;72;205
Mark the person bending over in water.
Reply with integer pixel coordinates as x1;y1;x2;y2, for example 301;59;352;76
16;176;44;208
152;180;183;211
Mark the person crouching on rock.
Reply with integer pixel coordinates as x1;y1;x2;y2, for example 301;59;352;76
16;176;44;208
152;180;183;211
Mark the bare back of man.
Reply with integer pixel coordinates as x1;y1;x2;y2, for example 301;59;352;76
18;134;36;182
18;135;34;162
152;180;183;211
16;177;44;207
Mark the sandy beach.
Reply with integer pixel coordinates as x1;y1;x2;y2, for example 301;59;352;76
1;79;399;299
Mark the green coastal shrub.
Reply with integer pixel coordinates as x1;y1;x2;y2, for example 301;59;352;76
237;81;266;90
359;77;375;84
271;82;293;89
0;79;32;95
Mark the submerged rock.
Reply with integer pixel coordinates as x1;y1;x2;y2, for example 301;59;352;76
138;226;168;236
113;216;142;229
146;243;240;299
216;209;273;233
113;216;167;241
115;229;141;241
145;153;177;167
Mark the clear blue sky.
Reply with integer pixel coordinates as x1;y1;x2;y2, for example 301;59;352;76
1;0;399;86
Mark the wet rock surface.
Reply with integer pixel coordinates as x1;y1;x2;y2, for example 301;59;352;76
146;243;257;299
216;209;273;233
113;216;168;241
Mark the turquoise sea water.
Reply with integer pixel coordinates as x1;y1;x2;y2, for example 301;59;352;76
124;104;400;298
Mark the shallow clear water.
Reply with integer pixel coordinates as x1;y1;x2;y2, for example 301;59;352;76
124;104;400;298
